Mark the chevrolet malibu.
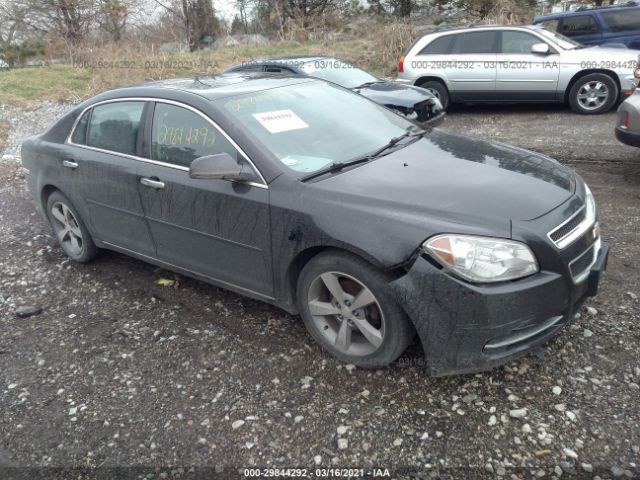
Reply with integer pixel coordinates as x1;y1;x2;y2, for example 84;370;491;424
21;74;609;376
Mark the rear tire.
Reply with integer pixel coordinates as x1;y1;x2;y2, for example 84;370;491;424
45;191;98;263
568;73;618;114
418;80;450;110
296;251;414;368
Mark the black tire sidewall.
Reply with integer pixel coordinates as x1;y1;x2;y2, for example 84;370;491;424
418;80;449;110
296;251;413;368
45;191;97;263
569;73;618;114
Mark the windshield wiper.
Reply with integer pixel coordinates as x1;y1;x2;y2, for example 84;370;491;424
299;156;373;182
300;129;426;182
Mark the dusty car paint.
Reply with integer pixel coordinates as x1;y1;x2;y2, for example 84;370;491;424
21;74;608;375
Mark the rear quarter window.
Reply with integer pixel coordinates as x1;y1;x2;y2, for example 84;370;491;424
70;110;91;145
600;10;640;32
559;15;600;36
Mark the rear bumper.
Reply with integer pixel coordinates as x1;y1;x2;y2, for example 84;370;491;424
390;242;609;376
615;125;640;147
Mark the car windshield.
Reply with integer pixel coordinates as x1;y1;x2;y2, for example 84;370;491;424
299;59;380;89
536;27;584;50
218;81;416;175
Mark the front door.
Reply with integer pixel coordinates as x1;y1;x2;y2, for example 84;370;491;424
136;101;274;298
495;31;561;102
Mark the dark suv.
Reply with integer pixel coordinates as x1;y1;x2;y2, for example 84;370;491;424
534;3;640;49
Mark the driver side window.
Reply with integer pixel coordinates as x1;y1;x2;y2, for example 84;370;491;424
151;103;238;168
500;31;544;54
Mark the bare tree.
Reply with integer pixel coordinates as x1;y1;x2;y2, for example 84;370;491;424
97;0;131;42
154;0;221;51
19;0;96;43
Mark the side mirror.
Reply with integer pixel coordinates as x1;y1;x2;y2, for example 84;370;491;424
531;43;551;55
189;153;253;181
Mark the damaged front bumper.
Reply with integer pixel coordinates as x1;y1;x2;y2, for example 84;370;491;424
390;241;609;377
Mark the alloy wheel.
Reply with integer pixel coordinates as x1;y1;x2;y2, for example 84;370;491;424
50;201;84;256
577;81;609;111
307;271;385;356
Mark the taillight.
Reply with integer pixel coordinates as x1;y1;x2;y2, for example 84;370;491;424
398;56;404;73
624;111;630;129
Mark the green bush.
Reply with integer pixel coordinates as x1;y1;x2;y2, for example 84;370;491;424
0;41;45;68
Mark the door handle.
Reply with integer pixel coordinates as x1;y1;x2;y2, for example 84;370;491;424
140;177;165;189
62;160;79;169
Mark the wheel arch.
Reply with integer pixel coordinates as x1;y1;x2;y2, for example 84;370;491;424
284;244;401;311
414;75;449;90
564;69;621;104
40;184;61;213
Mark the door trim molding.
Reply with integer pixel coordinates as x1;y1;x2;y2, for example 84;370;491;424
101;241;276;301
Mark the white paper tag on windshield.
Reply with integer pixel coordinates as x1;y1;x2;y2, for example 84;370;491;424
252;109;309;134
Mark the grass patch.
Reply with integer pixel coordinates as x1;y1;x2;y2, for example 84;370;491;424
0;65;92;106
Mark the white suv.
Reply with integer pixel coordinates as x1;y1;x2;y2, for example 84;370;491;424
396;25;639;114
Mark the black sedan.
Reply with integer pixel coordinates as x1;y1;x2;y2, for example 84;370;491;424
21;74;608;376
224;56;444;125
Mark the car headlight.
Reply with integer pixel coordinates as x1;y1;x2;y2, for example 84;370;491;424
422;234;539;283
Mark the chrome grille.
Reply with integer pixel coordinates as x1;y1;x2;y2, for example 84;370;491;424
550;208;586;244
569;244;595;280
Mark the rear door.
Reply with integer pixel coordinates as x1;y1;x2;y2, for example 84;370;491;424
68;100;156;256
445;30;498;101
136;101;274;298
495;30;560;101
558;14;603;45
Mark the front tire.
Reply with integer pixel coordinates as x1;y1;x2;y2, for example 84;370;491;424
569;73;618;114
296;251;414;368
417;80;450;110
45;191;98;263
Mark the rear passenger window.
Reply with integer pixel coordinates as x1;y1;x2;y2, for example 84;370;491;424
560;16;599;36
71;110;90;145
87;102;145;156
601;10;640;32
450;31;497;54
419;35;454;55
151;103;237;167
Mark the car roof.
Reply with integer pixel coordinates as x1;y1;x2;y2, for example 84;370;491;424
104;73;317;101
418;24;548;39
535;2;640;20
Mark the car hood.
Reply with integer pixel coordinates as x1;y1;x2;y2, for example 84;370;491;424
314;130;575;228
354;81;438;108
561;46;640;64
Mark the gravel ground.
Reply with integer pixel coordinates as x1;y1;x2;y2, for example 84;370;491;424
1;102;639;480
